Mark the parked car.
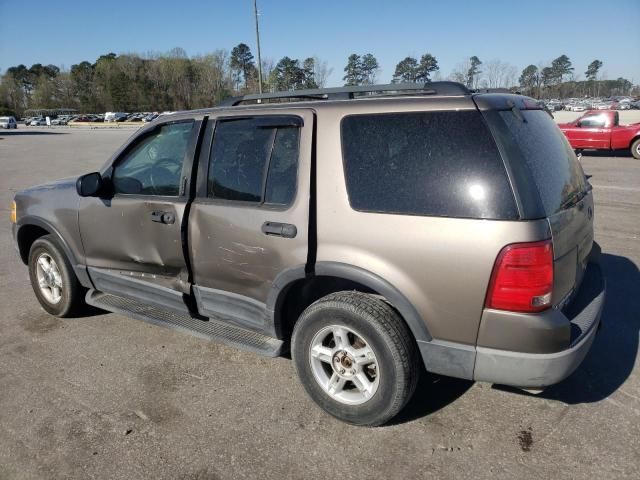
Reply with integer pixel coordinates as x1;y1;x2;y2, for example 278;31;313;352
11;82;605;426
0;116;18;129
558;110;640;158
104;112;128;122
29;117;47;126
51;117;68;126
143;113;159;123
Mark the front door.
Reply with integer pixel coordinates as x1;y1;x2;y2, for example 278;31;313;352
188;110;313;334
79;118;203;311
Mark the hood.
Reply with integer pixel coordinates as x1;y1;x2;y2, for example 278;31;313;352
17;176;78;196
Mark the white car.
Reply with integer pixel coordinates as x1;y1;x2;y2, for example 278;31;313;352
29;118;47;126
0;116;18;129
104;112;128;122
570;105;586;112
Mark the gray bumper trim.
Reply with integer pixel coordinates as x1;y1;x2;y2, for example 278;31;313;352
473;262;605;388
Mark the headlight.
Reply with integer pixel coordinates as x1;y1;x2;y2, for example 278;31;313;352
10;201;16;223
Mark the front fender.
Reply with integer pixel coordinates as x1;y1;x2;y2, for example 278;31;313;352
15;216;92;288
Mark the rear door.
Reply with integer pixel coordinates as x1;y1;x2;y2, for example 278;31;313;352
484;107;593;306
188;109;313;334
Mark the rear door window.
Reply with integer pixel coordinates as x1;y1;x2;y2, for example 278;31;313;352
208;117;300;206
340;111;517;219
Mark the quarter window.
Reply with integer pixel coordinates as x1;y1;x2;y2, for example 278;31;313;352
208;117;300;205
113;121;194;196
341;111;517;219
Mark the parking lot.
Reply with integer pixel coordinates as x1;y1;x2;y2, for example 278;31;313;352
0;127;638;479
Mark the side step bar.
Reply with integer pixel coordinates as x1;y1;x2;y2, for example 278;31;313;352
86;290;284;357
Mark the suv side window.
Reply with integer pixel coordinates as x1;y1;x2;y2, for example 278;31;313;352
341;111;517;220
113;121;194;196
208;117;300;205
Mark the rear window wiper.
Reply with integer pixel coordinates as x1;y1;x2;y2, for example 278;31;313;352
560;189;586;210
507;100;526;123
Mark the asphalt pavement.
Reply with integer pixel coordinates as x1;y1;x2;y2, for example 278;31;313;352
0;126;638;479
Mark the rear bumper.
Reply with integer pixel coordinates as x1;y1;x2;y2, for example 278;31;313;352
473;259;605;388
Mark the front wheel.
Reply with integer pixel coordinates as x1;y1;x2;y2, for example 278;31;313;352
28;235;86;317
631;139;640;160
291;291;419;426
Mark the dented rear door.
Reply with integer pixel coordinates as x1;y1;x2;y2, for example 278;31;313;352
188;109;313;334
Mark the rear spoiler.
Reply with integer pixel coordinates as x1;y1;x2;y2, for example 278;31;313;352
472;93;542;112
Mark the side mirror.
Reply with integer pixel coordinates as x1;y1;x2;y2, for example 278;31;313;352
76;172;104;197
575;122;581;128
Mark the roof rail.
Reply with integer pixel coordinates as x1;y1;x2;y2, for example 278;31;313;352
219;81;470;106
472;88;517;94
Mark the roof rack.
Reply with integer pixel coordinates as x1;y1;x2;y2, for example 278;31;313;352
219;81;470;106
472;88;518;94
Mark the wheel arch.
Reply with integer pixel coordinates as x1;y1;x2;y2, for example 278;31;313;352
267;262;432;345
16;217;92;287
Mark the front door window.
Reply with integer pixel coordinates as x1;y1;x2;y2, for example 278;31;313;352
113;121;194;196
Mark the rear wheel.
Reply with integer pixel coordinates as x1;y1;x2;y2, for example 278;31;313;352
291;291;419;426
631;139;640;159
28;235;86;317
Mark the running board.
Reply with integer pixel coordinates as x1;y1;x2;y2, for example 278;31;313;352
86;290;284;357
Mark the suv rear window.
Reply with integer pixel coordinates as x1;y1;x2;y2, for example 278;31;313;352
486;109;587;216
341;111;517;219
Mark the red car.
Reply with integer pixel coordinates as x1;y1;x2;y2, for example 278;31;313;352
558;110;640;159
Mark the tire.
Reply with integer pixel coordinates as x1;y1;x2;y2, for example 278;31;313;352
291;291;420;426
28;235;86;317
631;139;640;160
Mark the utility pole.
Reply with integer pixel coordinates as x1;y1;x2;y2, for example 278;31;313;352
253;0;263;93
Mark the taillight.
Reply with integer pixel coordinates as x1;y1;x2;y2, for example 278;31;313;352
485;240;554;313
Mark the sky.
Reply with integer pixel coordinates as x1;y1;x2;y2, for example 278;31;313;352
1;0;639;86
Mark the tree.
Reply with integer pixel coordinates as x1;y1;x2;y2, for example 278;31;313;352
70;61;96;111
416;54;439;82
302;57;319;89
310;56;332;88
519;65;539;97
585;59;603;97
550;54;573;83
541;66;557;90
466;56;482;88
360;53;379;84
392;57;419;83
230;43;256;90
484;60;516;89
271;57;306;91
343;54;362;86
585;59;603;81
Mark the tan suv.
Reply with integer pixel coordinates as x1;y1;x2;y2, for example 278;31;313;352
11;82;605;426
